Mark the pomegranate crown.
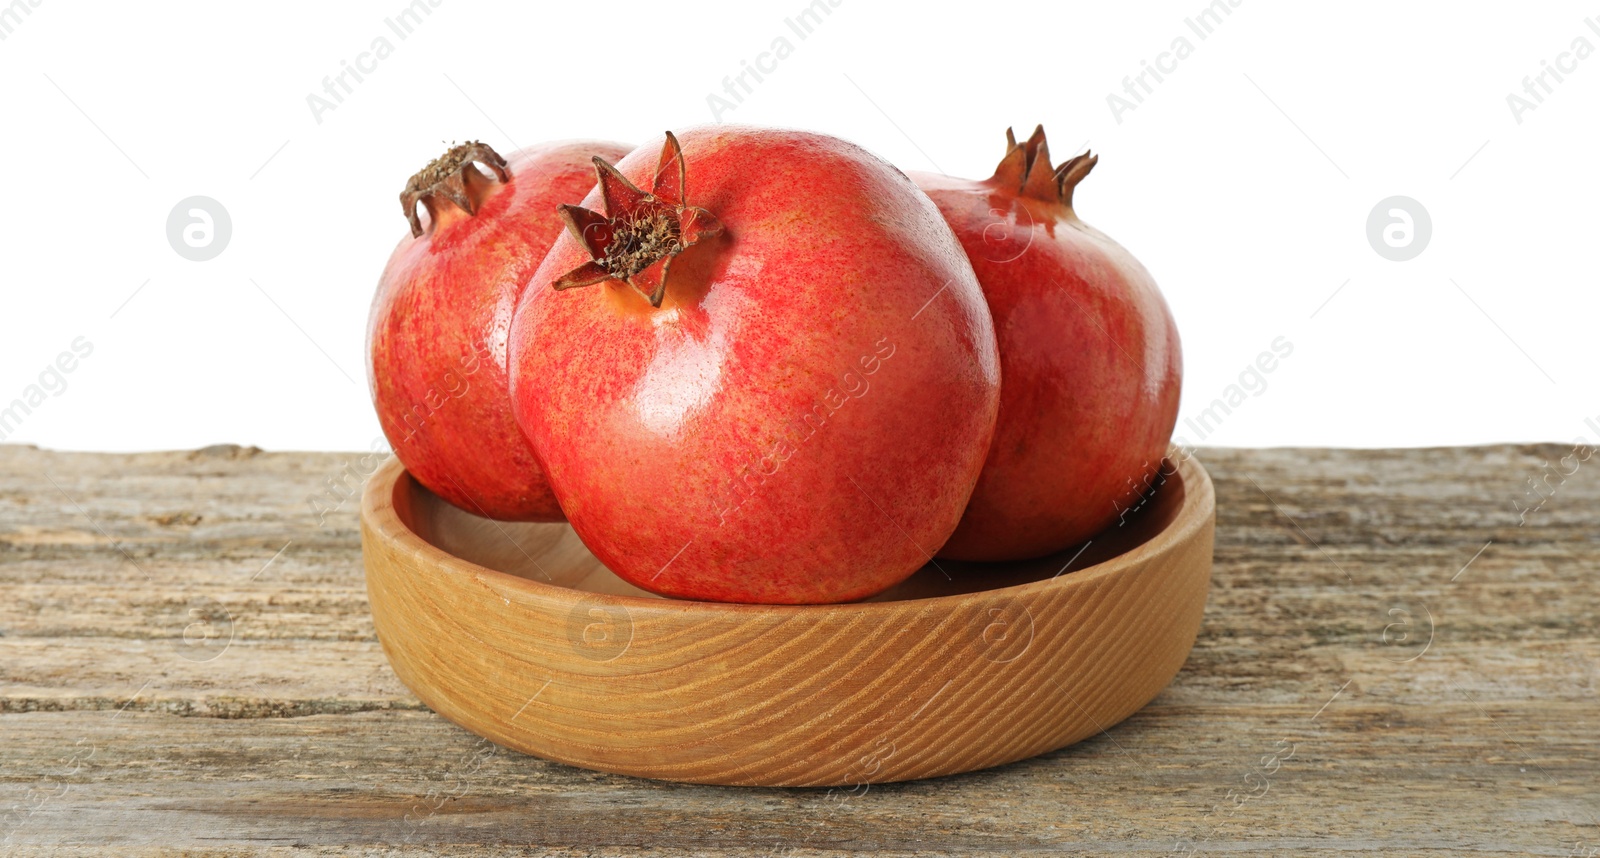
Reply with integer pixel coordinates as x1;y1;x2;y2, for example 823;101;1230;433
990;125;1096;210
552;131;724;308
400;140;510;238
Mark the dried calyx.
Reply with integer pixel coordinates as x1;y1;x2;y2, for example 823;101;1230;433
400;141;510;238
990;125;1096;210
553;132;724;308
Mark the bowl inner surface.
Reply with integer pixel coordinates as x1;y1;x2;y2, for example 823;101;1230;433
396;459;1189;603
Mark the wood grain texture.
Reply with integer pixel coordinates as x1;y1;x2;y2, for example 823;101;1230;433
1;442;1596;856
361;453;1213;787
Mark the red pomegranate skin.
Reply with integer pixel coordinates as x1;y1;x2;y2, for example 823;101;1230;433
510;126;1000;604
911;128;1182;562
369;139;631;521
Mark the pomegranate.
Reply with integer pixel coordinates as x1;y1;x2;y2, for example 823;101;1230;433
911;127;1182;562
369;138;630;520
509;127;999;604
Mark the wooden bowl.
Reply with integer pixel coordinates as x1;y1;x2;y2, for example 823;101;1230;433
361;452;1214;787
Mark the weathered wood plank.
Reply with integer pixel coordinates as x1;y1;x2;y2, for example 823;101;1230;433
1;704;1594;855
1;442;1597;855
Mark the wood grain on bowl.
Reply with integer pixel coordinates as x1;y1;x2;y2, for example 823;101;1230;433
360;452;1215;787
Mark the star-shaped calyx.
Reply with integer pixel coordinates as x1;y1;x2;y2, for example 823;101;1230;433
990;125;1097;210
400;140;510;238
553;131;724;308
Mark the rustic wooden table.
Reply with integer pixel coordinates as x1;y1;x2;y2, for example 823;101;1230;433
1;443;1595;856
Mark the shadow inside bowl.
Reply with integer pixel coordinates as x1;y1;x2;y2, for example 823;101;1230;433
398;459;1188;603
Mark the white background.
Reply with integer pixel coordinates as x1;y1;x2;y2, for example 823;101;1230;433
0;0;1594;452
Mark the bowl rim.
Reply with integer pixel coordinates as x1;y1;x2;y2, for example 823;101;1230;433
362;449;1213;616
